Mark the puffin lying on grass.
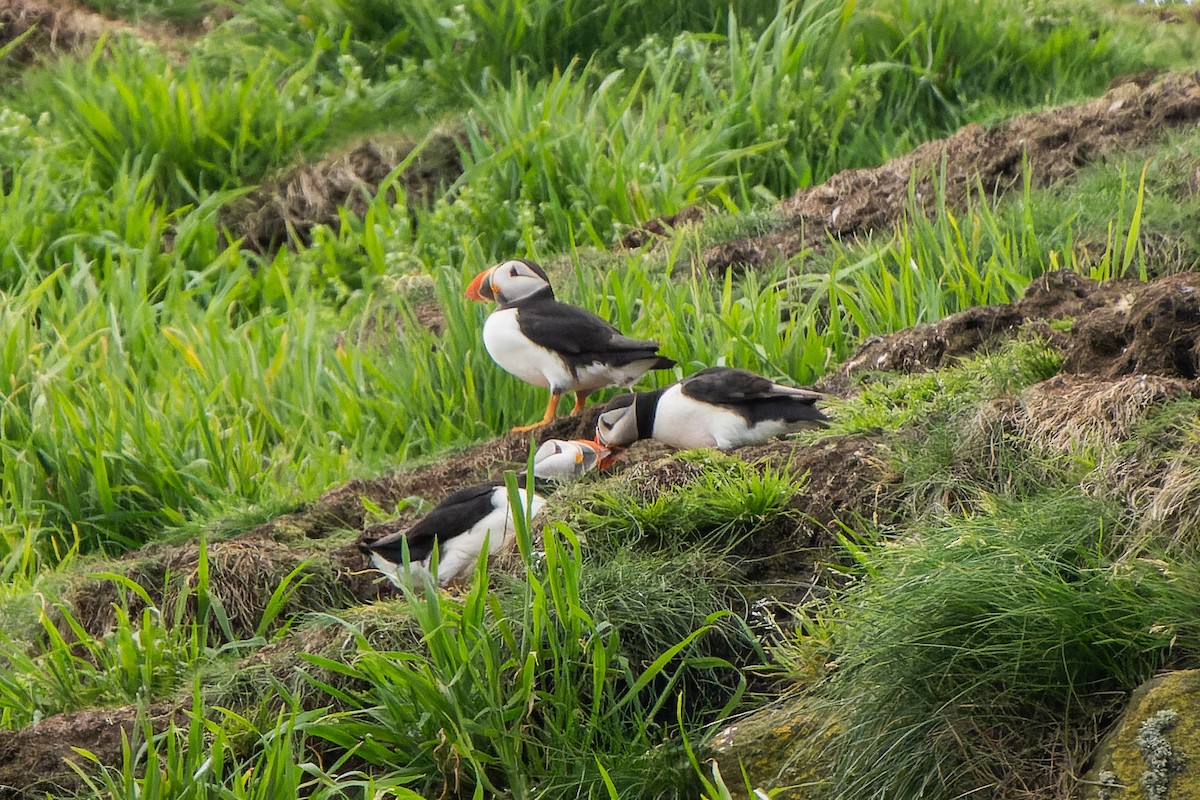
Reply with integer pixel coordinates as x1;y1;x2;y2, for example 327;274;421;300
360;439;608;588
465;259;676;432
594;366;828;452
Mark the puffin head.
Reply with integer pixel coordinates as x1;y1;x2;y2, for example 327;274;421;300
594;393;640;450
465;259;553;306
532;438;611;481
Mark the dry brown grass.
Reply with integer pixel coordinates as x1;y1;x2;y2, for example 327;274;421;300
0;0;187;62
62;534;363;641
223;131;466;254
958;373;1200;550
1010;374;1195;454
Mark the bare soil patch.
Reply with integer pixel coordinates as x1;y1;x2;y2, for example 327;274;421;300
0;0;182;63
820;270;1200;393
1063;272;1200;379
618;204;706;250
703;72;1200;273
223;132;467;254
0;703;181;798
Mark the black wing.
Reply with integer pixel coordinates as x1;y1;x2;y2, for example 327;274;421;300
366;483;500;563
680;367;779;403
517;300;668;364
680;367;826;425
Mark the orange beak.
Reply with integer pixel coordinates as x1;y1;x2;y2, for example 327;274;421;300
592;435;621;470
465;268;495;302
570;439;610;465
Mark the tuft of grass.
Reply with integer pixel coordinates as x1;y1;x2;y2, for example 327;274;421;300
305;495;749;798
70;685;423;800
567;452;801;555
0;538;309;729
822;336;1065;436
24;39;405;210
807;491;1200;799
80;0;217;27
1101;397;1200;553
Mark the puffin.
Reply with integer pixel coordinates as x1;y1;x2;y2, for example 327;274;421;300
360;439;608;588
465;259;676;431
594;366;828;452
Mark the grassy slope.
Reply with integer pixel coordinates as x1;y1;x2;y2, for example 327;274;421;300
0;0;1199;797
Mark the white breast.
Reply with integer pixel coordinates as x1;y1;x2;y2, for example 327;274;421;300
651;386;792;450
433;487;546;586
571;357;665;394
482;309;572;391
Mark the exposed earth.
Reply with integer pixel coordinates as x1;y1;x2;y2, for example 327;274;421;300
2;12;1200;791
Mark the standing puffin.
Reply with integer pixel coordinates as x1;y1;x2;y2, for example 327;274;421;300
465;259;676;431
594;366;827;452
360;439;608;588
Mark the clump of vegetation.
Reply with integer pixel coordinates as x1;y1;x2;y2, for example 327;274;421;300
801;492;1200;799
565;452;801;556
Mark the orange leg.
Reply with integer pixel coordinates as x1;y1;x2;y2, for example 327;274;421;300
570;391;591;415
511;392;561;433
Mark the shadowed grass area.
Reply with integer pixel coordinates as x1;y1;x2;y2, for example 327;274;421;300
798;491;1200;799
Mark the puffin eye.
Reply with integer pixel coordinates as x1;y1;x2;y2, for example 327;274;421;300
509;265;520;277
552;442;562;454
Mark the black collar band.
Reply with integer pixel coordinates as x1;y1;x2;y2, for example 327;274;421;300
635;388;663;439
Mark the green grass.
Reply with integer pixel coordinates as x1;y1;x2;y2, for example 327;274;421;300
279;497;749;798
805;491;1200;799
0;140;1161;573
18;39;412;213
565;452;801;554
0;0;1199;795
69;687;423;800
0;537;309;729
80;0;217;27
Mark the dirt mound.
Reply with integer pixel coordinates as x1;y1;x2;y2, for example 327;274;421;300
0;0;182;63
738;436;902;542
618;205;706;249
0;0;112;59
0;703;180;797
820;305;1028;394
62;533;366;641
223;132;466;254
821;271;1200;393
1064;273;1200;379
703;72;1200;272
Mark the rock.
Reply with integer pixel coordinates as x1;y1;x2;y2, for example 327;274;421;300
1083;670;1200;799
707;696;828;799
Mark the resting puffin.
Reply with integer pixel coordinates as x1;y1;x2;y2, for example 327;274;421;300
465;259;676;431
360;439;608;588
594;366;828;451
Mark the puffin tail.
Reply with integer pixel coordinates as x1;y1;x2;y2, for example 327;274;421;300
652;355;677;370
